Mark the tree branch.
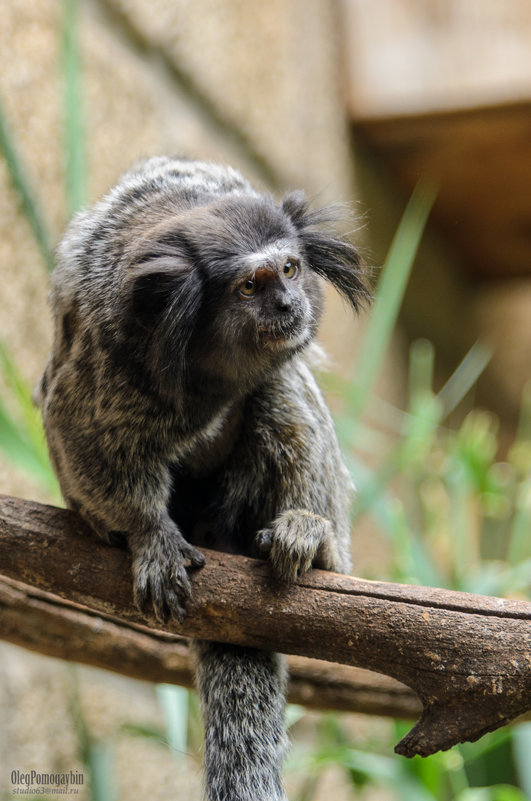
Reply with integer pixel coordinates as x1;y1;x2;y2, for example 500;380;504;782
0;576;421;719
0;495;529;757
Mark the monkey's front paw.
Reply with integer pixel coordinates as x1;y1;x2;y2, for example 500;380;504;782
132;533;205;624
256;509;339;582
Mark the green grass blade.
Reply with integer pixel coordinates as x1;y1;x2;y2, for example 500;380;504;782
515;382;531;443
0;96;55;272
119;722;167;744
86;741;117;801
408;339;435;405
507;480;531;567
156;684;189;758
0;341;57;492
66;665;116;801
348;179;437;422
513;723;531;800
0;338;50;465
0;398;55;490
437;341;492;419
62;0;86;214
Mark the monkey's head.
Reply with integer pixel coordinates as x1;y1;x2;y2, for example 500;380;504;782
121;191;368;396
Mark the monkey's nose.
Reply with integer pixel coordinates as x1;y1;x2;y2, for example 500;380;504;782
276;293;293;313
253;265;295;312
254;265;278;285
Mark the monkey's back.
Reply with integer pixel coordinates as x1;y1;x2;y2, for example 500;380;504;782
37;158;257;493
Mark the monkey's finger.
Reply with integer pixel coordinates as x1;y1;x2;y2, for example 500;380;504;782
181;542;206;568
152;595;170;625
255;529;273;555
169;601;186;624
313;539;341;572
147;575;172;624
296;549;315;578
171;564;193;600
270;542;301;582
162;579;186;624
133;577;151;617
134;577;169;624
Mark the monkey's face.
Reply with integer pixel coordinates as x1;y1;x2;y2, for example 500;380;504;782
232;249;314;349
124;191;365;393
185;199;328;387
198;238;324;377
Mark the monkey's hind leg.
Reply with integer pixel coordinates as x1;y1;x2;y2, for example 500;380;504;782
193;641;289;801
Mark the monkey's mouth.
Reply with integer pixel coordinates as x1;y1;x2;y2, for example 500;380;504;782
258;321;310;349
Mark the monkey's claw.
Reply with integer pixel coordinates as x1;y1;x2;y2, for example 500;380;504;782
257;509;339;582
132;532;205;624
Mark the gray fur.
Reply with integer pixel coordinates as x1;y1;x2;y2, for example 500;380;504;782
38;157;367;801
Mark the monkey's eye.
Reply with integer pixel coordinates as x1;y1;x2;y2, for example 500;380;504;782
283;260;298;279
239;278;257;297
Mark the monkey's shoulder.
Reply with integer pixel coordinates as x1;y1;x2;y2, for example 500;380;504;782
257;356;331;419
237;357;335;456
41;341;163;442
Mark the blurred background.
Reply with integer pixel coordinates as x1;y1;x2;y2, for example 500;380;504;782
0;1;530;799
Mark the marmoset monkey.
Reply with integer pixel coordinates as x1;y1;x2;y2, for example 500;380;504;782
37;157;368;801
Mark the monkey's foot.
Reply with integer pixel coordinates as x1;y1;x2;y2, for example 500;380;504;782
130;527;205;624
256;509;339;582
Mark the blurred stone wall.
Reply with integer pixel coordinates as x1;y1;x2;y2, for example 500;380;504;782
342;0;531;441
341;0;531;116
0;2;373;799
0;0;369;499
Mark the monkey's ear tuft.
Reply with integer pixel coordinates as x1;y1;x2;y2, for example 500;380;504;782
282;194;370;311
152;267;204;384
281;191;310;226
282;192;350;232
303;229;369;312
122;260;203;387
124;263;187;328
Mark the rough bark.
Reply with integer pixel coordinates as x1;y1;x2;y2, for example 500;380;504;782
0;576;420;719
0;494;529;757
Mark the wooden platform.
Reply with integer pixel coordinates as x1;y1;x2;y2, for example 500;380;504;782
353;101;531;280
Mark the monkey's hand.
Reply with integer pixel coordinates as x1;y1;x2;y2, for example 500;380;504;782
129;518;205;624
256;509;341;582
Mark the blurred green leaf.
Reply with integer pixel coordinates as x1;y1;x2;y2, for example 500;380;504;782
62;0;86;214
119;722;168;744
86;742;117;801
66;665;116;801
401;392;443;468
0;339;58;493
320;747;438;801
452;412;500;494
512;723;531;800
0;339;49;464
408;339;435;404
0;397;56;491
346;180;437;427
456;787;529;801
0;95;54;271
508;480;531;568
459;559;531;597
156;684;189;758
515;382;531;445
437;341;492;419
